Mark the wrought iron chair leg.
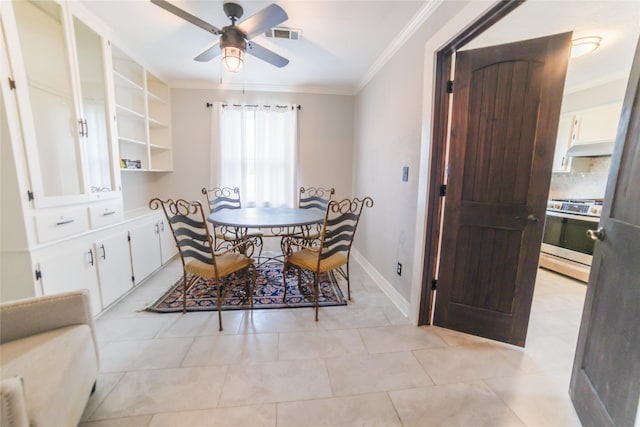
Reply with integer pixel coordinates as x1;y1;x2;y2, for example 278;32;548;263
182;272;188;313
346;261;351;301
250;265;256;309
183;274;199;313
283;262;288;302
313;273;319;321
216;280;223;332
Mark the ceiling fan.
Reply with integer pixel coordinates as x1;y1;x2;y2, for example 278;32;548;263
150;0;289;72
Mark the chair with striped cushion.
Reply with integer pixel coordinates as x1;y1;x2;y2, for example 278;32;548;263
150;198;256;331
282;196;373;320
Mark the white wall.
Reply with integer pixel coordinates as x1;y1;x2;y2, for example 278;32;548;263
122;89;354;210
352;1;477;308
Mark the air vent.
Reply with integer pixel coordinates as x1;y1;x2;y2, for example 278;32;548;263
265;27;301;40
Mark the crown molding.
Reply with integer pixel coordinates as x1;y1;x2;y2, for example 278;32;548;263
168;79;357;96
356;0;444;93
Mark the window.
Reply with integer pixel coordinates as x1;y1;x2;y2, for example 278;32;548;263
215;104;298;208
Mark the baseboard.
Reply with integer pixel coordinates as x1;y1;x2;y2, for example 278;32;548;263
351;249;410;317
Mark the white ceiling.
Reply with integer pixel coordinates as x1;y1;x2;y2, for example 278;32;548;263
464;0;640;93
80;0;425;94
80;0;640;95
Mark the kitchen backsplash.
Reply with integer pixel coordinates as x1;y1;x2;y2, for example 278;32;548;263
548;157;611;199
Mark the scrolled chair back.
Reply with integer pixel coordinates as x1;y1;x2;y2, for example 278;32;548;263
299;186;335;211
149;198;217;269
318;197;374;262
201;186;241;213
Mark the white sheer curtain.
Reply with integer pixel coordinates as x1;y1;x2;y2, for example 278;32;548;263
214;104;299;208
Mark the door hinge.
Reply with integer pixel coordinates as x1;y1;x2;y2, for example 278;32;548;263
35;269;42;280
8;77;16;90
27;190;34;201
127;233;131;242
131;275;135;283
439;184;447;197
431;279;437;290
446;80;453;94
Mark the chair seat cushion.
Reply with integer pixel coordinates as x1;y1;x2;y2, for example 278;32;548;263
216;229;263;241
286;249;347;273
186;252;253;279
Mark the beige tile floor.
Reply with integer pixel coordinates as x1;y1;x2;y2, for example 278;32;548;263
80;258;586;427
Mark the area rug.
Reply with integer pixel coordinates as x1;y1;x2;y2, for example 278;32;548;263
146;262;347;312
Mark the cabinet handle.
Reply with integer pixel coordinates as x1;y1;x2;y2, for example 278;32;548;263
155;223;160;234
83;119;88;138
88;249;94;266
99;244;106;260
56;219;75;226
102;211;116;216
160;221;165;232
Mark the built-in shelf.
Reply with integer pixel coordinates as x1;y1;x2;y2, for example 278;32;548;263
112;44;172;172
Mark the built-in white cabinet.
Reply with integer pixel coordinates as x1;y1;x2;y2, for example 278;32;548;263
34;237;105;316
113;45;172;173
552;114;575;173
129;215;177;285
35;229;133;315
93;231;133;308
572;102;622;146
1;0;176;316
1;0;120;208
552;101;622;173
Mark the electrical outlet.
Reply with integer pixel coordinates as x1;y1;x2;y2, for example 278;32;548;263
396;262;402;276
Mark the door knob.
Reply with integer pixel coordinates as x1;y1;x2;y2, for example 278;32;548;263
516;214;539;224
587;227;605;241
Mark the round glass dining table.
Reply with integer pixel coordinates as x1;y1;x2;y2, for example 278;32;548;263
208;207;324;233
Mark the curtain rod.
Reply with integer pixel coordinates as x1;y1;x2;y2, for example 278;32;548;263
206;102;301;110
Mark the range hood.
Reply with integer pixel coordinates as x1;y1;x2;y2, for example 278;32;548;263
566;141;615;157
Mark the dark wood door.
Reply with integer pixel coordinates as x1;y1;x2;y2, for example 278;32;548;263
569;38;640;427
433;33;572;346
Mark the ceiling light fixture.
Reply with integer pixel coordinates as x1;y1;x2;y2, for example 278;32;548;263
571;36;602;59
220;25;246;73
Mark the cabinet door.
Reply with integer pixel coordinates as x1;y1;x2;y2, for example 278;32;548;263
129;218;162;285
158;218;178;264
575;102;623;145
73;16;118;198
7;0;85;205
551;114;574;172
95;232;133;307
36;240;103;316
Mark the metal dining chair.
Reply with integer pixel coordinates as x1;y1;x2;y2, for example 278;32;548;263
202;186;264;255
296;186;335;244
282;196;373;321
150;198;256;331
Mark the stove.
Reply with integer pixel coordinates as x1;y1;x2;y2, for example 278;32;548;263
540;198;603;282
546;198;603;217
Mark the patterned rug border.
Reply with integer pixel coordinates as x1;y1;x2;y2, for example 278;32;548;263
146;262;347;313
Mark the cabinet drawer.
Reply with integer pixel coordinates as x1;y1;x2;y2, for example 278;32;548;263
89;201;124;229
34;208;89;244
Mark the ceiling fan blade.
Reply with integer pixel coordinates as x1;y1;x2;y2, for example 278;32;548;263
194;43;221;62
246;41;289;68
237;4;288;40
151;0;221;35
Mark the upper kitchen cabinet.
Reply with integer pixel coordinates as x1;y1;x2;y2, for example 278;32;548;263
1;0;120;208
112;45;173;172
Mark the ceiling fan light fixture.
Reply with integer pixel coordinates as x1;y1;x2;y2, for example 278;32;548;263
223;46;244;72
571;36;602;59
